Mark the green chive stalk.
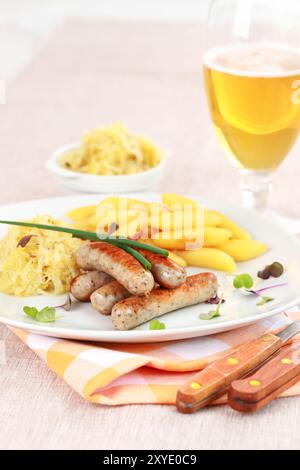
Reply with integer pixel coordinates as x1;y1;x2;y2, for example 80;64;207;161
0;220;169;270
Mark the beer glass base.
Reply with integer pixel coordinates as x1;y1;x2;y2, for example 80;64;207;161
239;170;300;235
239;170;273;213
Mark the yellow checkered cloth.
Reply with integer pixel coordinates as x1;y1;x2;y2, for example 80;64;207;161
12;312;300;406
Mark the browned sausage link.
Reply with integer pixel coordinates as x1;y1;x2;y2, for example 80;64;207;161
75;242;155;295
70;271;113;302
137;249;187;288
91;280;131;316
111;273;218;330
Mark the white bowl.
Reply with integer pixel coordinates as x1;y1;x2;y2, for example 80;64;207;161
45;143;168;193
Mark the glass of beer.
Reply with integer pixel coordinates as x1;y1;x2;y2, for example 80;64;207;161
203;0;300;212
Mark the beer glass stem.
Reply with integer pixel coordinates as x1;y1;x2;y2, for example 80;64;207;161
239;170;273;213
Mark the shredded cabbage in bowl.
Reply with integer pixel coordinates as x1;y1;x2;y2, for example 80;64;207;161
60;123;162;175
0;215;83;296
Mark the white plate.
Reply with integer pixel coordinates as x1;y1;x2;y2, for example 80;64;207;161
0;193;299;343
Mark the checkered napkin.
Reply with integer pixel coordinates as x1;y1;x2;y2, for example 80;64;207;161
11;311;300;406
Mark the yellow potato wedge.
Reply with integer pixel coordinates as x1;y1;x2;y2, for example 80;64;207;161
152;238;202;251
175;248;237;272
161;194;188;206
217;239;268;261
162;193;199;208
97;197;145;210
168;251;188;268
163;191;204;207
138;239;188;267
138;240;187;267
148;208;181;231
87;214;117;231
162;194;222;229
66;205;96;222
146;202;165;215
204;227;232;247
151;228;203;250
161;194;203;229
149;212;203;232
115;224;149;240
152;227;203;240
89;208;147;229
150;210;218;231
210;211;251;240
204;210;221;227
72;218;92;231
139;238;156;248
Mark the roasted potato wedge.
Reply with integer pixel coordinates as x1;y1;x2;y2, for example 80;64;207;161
175;248;237;272
217;239;268;261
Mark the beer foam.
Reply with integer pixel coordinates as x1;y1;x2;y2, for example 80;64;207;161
204;43;300;77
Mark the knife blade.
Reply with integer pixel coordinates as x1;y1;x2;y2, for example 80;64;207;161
176;321;300;414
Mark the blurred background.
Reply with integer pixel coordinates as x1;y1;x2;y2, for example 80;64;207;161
1;0;299;216
0;0;210;80
1;0;219;204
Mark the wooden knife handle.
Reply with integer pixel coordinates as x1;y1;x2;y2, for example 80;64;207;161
228;342;300;412
176;333;282;413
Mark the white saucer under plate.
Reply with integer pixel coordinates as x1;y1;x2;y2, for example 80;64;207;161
0;193;299;343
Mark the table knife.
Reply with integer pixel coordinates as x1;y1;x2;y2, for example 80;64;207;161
176;321;300;414
228;340;300;412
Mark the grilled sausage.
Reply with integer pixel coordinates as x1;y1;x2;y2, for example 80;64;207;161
70;271;113;302
137;249;187;288
111;273;218;330
91;281;160;316
90;280;131;315
76;242;155;295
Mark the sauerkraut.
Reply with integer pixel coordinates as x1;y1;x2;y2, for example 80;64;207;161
60;123;162;175
0;215;83;296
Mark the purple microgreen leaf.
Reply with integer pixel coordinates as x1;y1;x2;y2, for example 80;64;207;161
247;282;287;296
200;294;224;320
56;294;72;311
206;294;226;305
17;234;36;248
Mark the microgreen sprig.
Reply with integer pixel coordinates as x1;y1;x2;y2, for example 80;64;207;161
23;306;61;323
232;271;287;307
149;319;166;330
256;296;274;307
247;282;287;297
200;294;224;320
233;274;254;290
